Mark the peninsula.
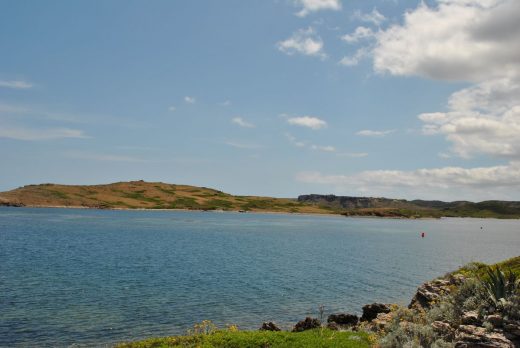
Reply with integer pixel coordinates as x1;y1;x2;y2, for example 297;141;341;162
1;180;520;218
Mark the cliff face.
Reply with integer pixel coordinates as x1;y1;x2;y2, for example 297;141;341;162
297;194;520;218
297;194;408;209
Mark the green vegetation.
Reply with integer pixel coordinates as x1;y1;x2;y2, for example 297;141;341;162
117;327;372;348
378;256;520;347
1;181;520;218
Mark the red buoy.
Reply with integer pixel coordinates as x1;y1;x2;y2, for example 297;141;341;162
421;232;425;238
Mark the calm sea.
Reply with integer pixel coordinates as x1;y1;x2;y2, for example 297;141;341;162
1;207;519;347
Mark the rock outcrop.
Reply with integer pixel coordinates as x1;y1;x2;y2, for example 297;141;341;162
454;325;515;347
259;322;281;331
409;275;465;310
327;313;358;327
361;303;391;322
292;317;321;332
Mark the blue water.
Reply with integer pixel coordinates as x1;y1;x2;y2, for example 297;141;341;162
1;207;519;347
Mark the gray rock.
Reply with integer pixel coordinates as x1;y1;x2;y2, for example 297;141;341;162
485;315;503;328
462;310;481;325
292;317;321;332
409;278;453;310
260;322;281;331
432;321;455;339
455;325;514;348
361;303;391;322
503;319;520;338
327;313;359;326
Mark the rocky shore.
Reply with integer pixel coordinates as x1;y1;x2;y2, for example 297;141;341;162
259;259;520;347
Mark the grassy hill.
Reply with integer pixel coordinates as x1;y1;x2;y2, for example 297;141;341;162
1;181;520;218
0;181;335;214
298;194;520;218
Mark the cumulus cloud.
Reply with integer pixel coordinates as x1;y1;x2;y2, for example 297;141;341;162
296;161;520;200
277;28;326;58
368;0;520;160
341;26;375;43
287;116;327;129
372;0;520;81
0;80;33;89
0;126;89;141
168;106;176;112
338;47;370;66
352;8;386;26
356;129;394;137
294;0;342;17
184;96;196;104
232;117;255;128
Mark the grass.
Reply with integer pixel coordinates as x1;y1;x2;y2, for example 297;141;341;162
2;180;519;218
449;256;520;278
116;329;372;348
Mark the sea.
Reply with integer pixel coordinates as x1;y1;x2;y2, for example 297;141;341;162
1;207;519;347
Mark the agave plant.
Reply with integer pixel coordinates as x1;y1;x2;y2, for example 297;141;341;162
481;266;519;309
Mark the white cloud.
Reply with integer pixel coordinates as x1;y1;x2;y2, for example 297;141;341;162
168;106;176;112
311;144;336;152
370;0;520;162
0;126;88;141
285;133;306;147
287;116;327;129
0;80;33;89
232;117;255;128
341;26;375;43
219;100;231;106
184;96;196;104
294;0;342;17
356;129;394;137
372;0;520;81
337;152;368;158
277;28;326;58
224;140;261;149
339;47;370;66
352;8;386;26
296;161;520;200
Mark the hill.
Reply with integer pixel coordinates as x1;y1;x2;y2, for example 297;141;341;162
297;194;520;218
0;181;334;214
1;181;520;218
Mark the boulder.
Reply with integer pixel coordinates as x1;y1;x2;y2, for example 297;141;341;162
361;303;391;322
503;319;520;339
409;278;453;310
292;317;321;332
431;321;455;339
454;325;514;348
327;313;359;326
260;322;281;331
371;312;393;330
461;310;481;325
485;315;503;328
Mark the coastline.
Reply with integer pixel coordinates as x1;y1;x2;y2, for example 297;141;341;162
0;204;446;219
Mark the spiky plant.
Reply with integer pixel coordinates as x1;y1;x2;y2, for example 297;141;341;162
481;266;519;309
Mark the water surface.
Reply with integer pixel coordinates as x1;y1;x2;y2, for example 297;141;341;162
1;207;519;347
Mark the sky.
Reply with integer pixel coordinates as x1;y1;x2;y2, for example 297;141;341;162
1;0;519;201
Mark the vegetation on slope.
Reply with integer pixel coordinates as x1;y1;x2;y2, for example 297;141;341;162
377;256;520;347
0;181;336;214
2;181;520;218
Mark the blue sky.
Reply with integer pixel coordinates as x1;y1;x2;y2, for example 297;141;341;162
1;0;519;201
